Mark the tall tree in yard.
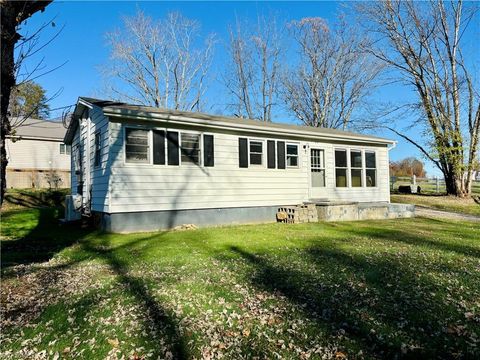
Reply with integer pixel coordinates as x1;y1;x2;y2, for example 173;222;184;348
1;0;52;205
9;81;50;120
358;0;480;197
104;11;215;111
224;15;282;121
282;16;382;130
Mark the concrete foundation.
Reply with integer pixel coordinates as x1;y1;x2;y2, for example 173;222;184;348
314;201;415;222
98;205;280;233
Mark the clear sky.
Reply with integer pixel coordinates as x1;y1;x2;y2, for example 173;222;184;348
17;1;480;177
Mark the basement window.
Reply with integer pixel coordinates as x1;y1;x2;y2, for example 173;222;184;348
125;128;149;163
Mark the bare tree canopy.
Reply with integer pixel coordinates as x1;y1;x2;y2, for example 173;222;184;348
224;15;282;121
1;0;53;205
104;11;215;111
282;16;383;130
358;0;480;196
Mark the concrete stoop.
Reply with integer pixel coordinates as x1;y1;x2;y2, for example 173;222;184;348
311;201;415;222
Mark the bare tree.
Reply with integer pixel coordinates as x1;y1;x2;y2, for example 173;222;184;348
104;11;215;111
282;16;383;130
358;0;480;196
224;15;282;121
1;0;53;205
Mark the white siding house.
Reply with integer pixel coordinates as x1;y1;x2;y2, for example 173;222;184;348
64;97;396;232
6;118;71;188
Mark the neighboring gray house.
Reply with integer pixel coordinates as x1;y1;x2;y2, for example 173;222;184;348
64;97;396;232
6;118;71;189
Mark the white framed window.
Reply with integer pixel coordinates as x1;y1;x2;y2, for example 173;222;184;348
125;128;150;164
286;143;299;167
180;132;201;165
365;151;377;187
350;149;363;187
249;140;263;166
335;149;348;187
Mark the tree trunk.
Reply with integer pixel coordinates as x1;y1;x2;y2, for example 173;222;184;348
444;170;469;197
0;4;20;205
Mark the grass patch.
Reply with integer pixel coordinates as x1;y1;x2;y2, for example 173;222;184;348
391;194;480;216
1;208;479;359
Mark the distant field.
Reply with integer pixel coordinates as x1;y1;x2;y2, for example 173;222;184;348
391;177;480;195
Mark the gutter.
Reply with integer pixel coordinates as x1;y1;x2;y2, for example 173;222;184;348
103;108;395;146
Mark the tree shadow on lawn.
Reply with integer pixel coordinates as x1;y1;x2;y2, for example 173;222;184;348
1;209;188;359
1;208;92;272
228;231;479;359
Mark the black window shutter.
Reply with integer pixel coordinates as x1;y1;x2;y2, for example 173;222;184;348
267;140;276;169
277;141;286;169
153;130;166;165
238;138;248;168
167;131;179;165
203;134;214;167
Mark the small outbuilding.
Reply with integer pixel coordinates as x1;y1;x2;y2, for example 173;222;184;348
64;97;399;232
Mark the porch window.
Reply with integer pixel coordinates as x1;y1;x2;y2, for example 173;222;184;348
335;149;348;187
286;144;299;167
125;128;149;163
249;140;263;165
365;151;377;187
180;133;200;165
350;150;363;187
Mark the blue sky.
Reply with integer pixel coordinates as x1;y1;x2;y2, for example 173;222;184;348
17;1;480;177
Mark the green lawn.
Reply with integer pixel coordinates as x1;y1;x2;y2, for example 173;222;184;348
1;208;479;359
391;194;480;217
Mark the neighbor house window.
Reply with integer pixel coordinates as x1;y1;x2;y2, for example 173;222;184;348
249;140;263;165
350;150;363;187
335;149;348;187
60;143;71;155
94;133;101;167
180;132;200;165
365;151;377;187
125;128;149;163
286;144;299;167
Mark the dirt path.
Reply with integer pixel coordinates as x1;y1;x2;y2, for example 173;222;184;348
416;206;480;222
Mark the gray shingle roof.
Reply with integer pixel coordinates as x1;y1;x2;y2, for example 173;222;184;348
8;117;67;141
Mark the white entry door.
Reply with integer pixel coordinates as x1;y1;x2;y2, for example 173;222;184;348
310;148;326;199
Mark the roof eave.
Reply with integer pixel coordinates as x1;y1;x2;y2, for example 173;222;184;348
103;107;395;146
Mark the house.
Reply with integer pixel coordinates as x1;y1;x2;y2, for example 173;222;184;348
6;118;71;189
64;97;397;232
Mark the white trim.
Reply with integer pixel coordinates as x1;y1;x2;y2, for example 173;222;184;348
247;138;265;167
286;142;300;169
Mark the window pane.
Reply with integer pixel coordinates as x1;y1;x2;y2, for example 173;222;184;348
335;150;347;167
287;155;298;167
336;169;347;187
312;169;325;187
350;150;362;168
366;169;376;187
366;152;376;168
66;145;71;155
250;141;262;153
126;128;149;163
351;169;362;187
286;144;298;155
60;144;65;154
181;133;200;165
250;153;262;165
